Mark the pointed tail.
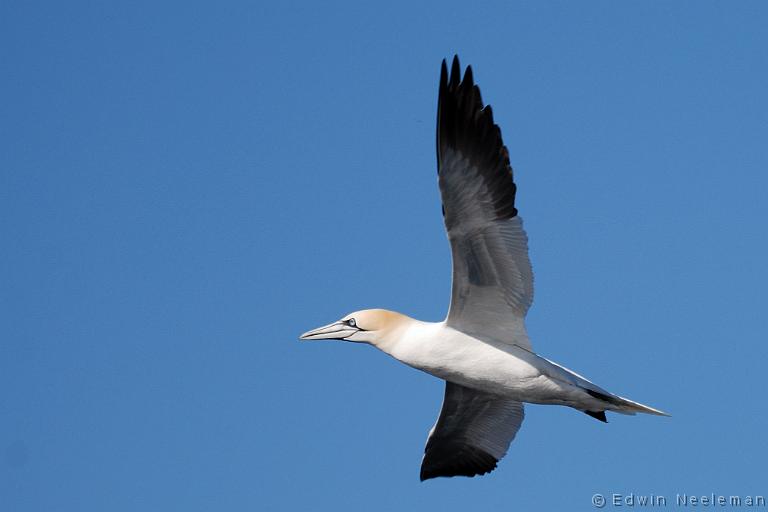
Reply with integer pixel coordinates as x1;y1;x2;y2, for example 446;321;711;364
585;389;670;417
538;356;670;417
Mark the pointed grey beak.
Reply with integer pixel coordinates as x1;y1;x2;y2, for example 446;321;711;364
299;321;358;341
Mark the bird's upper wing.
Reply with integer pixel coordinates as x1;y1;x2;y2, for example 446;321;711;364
437;56;534;349
421;382;524;481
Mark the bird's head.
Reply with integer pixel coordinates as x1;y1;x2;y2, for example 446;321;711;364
299;309;409;346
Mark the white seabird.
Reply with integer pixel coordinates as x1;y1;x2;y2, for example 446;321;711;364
301;56;668;481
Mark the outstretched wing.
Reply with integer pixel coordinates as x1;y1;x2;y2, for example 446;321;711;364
437;56;534;348
421;382;525;481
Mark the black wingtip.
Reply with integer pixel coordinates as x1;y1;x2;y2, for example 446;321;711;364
585;389;623;407
585;410;608;423
463;65;474;87
436;55;518;222
420;443;498;481
440;59;448;86
450;55;461;87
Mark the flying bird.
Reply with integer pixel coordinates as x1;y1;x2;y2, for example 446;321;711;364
300;56;668;481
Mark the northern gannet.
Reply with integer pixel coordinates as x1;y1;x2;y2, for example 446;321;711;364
300;56;668;481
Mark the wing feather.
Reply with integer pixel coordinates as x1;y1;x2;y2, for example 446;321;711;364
437;56;534;348
421;382;525;481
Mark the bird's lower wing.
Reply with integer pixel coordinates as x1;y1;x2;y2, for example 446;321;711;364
421;382;524;481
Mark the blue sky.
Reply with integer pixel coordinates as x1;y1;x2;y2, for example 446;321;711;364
2;1;767;510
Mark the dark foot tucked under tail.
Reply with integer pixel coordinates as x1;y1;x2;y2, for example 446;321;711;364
584;410;607;422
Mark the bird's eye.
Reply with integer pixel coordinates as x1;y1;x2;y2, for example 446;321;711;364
347;318;356;327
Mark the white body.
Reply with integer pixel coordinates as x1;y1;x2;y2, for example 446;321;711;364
383;320;614;412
